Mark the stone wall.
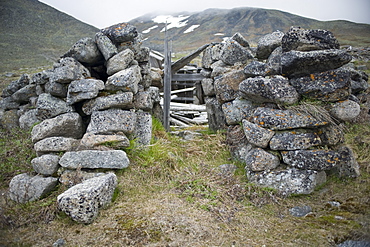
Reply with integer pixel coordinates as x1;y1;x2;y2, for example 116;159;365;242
201;27;369;195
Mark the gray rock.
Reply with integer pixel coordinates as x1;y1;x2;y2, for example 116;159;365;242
251;107;328;130
256;30;284;59
82;92;133;115
231;32;250;48
62;37;103;66
243;61;268;77
19;109;40;130
201;45;216;69
282;27;340;52
329;145;360;178
245;148;280;172
45;81;69;98
105;65;141;93
31;112;84;143
133;91;153;111
34;137;79;154
289;205;312;217
148;86;160;103
247;168;326;195
106;49;134;75
79;132;130;150
59;169;107;188
12;84;37;103
270;131;322;150
347;68;370;93
1;109;19;129
222;98;255;125
49;57;90;84
239;76;299;105
100;22;138;44
211;61;233;78
2;74;30;97
57;173;117;224
67;79;105;105
281;49;352;78
86;109;137;135
266;46;283;75
32;154;60;176
337;240;370;247
206;97;227;131
214;69;246;103
289;69;351;102
329;100;361;121
31;70;50;85
150;68;163;88
135;47;150;62
242;119;275;148
59;150;130;169
52;238;66;247
220;39;254;65
219;164;238;176
201;78;215;96
36;93;74;120
282;149;341;170
0;97;20;110
319;124;345;146
9;173;58;203
226;125;253;161
133;111;152;146
95;32;117;60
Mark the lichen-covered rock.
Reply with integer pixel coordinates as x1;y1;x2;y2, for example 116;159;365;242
242;119;275;148
206;97;227;131
281;149;341;170
256;30;284;59
12;84;37;103
329;100;361;121
282;27;340;52
79;132;130;150
34;137;79;154
251;107;328;130
31;112;84;143
281;49;352;78
45;81;69;98
95;32;117;60
105;65;141;93
201;43;223;69
247;168;326;195
59;150;130;169
133;111;152;146
62;37;104;66
36;93;74;120
106;49;135;76
57;173;117;224
86;109;137;135
201;78;215;96
133;91;153;111
0;96;20;110
31;154;60;176
270;131;321;150
82;92;133;115
245;148;280;172
266;46;283;75
243;61;268;77
67;79;105;105
289;69;351;102
222;98;255;125
231;32;250;48
100;23;138;44
329;145;360;178
49;57;90;84
19;109;39;130
318;124;345;146
214;69;246;103
239;76;299;105
220;40;254;65
226;125;253;162
2;74;30;97
9;174;58;203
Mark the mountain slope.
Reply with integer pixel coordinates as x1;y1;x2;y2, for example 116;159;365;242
0;0;99;72
130;7;370;53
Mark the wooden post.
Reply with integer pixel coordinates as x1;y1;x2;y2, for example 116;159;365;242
163;22;172;131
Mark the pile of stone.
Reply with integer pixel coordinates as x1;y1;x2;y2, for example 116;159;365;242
201;27;369;195
0;23;163;223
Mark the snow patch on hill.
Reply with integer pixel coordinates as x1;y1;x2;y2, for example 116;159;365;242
184;25;200;34
142;25;158;34
152;15;190;32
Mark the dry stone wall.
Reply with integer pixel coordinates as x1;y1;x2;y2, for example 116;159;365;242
201;27;369;195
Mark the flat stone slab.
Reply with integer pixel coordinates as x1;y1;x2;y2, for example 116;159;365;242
281;149;341;170
59;150;130;169
270;131;321;150
82;92;133;115
31;154;60;176
245;148;280;172
242;119;275;148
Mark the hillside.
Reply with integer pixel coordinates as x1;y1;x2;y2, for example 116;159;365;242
0;0;99;72
130;7;370;53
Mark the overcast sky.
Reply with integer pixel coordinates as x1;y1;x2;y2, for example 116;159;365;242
39;0;370;29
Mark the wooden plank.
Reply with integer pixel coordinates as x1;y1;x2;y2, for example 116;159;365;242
163;23;171;131
171;43;210;74
172;73;205;82
160;87;195;96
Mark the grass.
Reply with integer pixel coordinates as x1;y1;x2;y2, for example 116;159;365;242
0;117;369;246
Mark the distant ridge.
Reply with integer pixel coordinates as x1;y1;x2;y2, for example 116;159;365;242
0;0;98;72
129;7;370;53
